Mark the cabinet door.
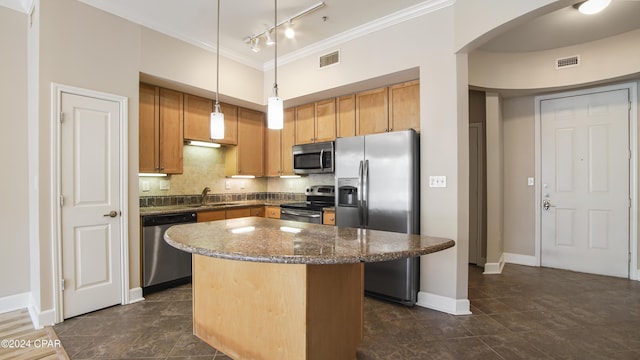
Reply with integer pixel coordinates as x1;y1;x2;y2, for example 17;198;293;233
158;88;184;174
265;128;282;176
265;206;281;219
295;103;315;145
183;94;213;142
198;210;225;222
139;83;159;173
315;98;336;143
389;80;420;132
337;95;356;138
226;208;251;219
219;102;238;145
250;206;265;217
355;87;388;136
323;211;335;225
281;108;295;175
237;107;264;176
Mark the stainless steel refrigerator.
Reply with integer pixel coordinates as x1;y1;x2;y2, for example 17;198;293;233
335;129;420;306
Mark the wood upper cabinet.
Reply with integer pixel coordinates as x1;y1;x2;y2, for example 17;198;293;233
294;100;336;145
315;98;337;143
139;83;160;173
183;94;238;145
265;127;281;177
281;108;295;175
337;95;356;138
355;87;389;136
226;107;264;176
388;80;420;132
295;103;315;145
267;107;296;177
139;83;183;174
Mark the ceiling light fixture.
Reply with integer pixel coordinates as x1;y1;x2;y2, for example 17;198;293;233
210;0;225;140
265;27;275;45
250;37;261;52
267;0;284;130
245;2;325;51
574;0;611;15
285;22;295;39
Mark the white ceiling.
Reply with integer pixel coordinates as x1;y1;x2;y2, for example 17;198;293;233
3;0;640;68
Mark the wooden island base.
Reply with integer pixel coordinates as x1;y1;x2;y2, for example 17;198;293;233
193;254;364;360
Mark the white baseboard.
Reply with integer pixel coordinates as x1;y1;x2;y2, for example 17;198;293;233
416;291;471;315
0;291;30;315
503;252;537;267
128;287;145;304
483;254;505;274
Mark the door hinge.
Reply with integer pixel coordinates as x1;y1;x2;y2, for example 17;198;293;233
60;112;65;123
60;279;65;291
59;195;64;208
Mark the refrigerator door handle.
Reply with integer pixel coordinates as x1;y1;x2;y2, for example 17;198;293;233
363;159;369;226
358;160;364;226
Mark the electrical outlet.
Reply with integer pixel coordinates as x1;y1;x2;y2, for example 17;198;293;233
159;180;170;190
429;176;447;188
225;180;231;190
240;181;245;189
141;181;150;192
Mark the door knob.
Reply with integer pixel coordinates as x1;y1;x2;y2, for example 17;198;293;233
542;199;554;211
103;210;118;218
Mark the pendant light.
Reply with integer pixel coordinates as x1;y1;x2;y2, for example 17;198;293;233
210;0;225;139
267;0;284;130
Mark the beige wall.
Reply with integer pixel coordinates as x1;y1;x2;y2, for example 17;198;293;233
502;95;536;256
0;6;30;298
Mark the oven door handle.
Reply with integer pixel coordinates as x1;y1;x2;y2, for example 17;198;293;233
280;209;322;218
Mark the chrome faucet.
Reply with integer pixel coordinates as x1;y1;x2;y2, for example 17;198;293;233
201;187;211;205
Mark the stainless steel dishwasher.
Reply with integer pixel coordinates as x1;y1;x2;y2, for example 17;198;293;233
142;212;196;294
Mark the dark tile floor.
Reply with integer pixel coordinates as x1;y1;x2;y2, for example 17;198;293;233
54;264;640;359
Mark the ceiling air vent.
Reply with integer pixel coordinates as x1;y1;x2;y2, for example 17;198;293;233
319;50;340;69
556;55;580;70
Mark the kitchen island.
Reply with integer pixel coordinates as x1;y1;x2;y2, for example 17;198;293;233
165;217;455;360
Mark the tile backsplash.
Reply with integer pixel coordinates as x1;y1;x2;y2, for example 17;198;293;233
138;144;336;202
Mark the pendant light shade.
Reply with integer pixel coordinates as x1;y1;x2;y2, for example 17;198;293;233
210;0;225;139
267;0;284;130
210;103;225;139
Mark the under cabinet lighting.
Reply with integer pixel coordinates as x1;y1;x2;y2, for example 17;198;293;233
187;140;221;148
280;175;301;179
231;175;256;179
139;173;167;177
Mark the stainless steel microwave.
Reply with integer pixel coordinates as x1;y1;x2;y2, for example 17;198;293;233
292;141;334;174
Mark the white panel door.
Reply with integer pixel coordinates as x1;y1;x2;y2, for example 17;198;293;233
61;93;122;318
541;89;629;278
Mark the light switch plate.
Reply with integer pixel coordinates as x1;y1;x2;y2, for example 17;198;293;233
141;181;150;192
159;180;170;190
527;177;535;186
429;176;447;188
225;180;231;190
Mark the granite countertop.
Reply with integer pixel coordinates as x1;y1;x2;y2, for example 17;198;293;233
164;217;455;265
140;200;294;216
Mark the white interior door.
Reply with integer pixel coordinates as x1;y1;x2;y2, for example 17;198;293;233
541;89;629;278
61;92;122;318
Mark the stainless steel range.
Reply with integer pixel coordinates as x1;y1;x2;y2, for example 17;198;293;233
280;185;335;224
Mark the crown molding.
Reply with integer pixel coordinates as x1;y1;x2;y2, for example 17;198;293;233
263;0;455;71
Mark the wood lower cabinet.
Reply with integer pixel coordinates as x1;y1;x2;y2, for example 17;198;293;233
198;210;225;222
226;108;265;176
226;208;251;219
323;210;335;225
183;94;238;146
250;206;265;217
388;80;420;132
265;206;281;219
139;84;183;174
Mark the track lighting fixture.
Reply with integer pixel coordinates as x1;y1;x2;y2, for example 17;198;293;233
245;2;325;52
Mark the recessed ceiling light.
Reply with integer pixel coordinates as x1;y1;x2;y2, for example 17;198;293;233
574;0;611;15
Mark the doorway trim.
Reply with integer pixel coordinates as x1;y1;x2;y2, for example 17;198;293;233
51;83;130;323
534;82;638;280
